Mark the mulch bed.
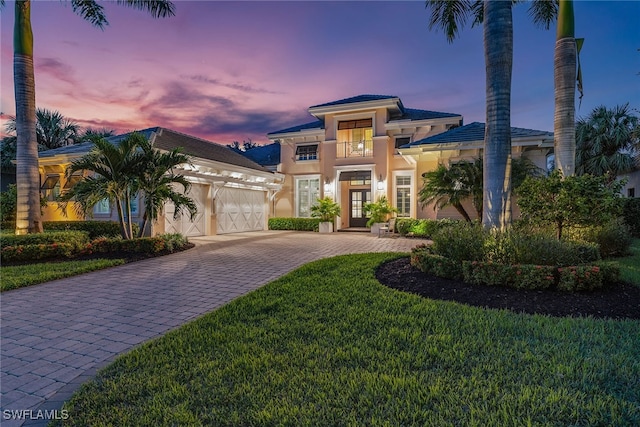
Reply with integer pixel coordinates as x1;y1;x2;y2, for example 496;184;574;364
376;257;640;320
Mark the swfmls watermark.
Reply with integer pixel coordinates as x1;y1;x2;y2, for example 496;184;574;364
2;409;70;421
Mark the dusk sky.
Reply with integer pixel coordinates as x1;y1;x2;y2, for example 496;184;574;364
1;1;638;145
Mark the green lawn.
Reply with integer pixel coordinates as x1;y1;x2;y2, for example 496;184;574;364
57;253;639;426
618;238;640;286
0;259;125;291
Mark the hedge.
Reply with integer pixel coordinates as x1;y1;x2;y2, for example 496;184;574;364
0;230;89;249
395;218;460;238
0;221;139;239
268;217;321;232
622;198;640;238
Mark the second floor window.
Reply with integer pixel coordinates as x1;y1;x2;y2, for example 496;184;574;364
296;144;318;161
337;119;373;157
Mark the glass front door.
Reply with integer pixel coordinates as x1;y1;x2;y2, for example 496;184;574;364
349;189;371;227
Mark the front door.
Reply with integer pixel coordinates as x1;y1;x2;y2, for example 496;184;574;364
349;189;371;227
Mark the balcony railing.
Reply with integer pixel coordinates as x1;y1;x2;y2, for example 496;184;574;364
337;140;373;158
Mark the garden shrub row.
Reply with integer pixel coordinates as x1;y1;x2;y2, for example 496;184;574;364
411;246;620;292
1;233;189;264
1;221;137;239
623;198;640;238
0;230;89;249
268;217;321;232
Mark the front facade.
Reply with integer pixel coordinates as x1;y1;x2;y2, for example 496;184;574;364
267;94;555;226
38;127;284;236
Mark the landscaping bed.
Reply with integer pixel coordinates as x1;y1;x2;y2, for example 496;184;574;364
376;257;640;320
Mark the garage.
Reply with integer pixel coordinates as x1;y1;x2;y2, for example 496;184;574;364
216;187;266;234
165;183;208;237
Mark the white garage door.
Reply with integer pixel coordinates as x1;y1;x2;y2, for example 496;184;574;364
216;187;266;234
165;183;207;237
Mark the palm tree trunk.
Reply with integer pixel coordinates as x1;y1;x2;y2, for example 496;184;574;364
14;0;42;234
554;0;576;177
453;203;472;222
482;0;513;230
115;198;129;239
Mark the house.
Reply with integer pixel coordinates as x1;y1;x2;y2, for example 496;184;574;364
265;94;554;226
38;127;284;236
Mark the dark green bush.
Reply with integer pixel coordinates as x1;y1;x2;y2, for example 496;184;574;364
43;221;138;239
396;218;460;238
623;198;640;237
83;234;189;256
430;222;485;263
410;247;462;279
556;265;605;292
1;243;77;263
268;217;320;232
0;230;89;249
462;261;556;290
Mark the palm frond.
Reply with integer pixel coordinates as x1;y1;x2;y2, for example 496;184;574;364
528;0;558;30
115;0;175;18
425;0;473;43
70;0;108;28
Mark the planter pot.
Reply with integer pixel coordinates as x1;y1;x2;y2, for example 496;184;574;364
370;223;385;234
319;222;334;233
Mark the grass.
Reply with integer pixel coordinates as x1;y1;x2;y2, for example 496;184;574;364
0;259;125;291
618;238;640;286
57;253;639;426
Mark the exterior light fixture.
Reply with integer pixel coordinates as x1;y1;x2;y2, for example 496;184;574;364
377;174;384;191
324;177;332;193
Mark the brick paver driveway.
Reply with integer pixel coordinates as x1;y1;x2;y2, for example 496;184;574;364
1;231;419;426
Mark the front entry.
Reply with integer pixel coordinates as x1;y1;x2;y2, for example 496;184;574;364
349;189;371;227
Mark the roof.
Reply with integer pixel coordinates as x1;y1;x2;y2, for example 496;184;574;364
310;94;398;109
269;94;462;137
238;142;281;167
392;108;462;121
405;122;553;147
267;120;324;136
40;127;271;173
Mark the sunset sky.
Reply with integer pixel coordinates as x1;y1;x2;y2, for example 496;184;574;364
1;1;638;145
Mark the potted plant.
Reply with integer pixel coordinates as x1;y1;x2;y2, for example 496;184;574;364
363;196;397;234
311;196;341;233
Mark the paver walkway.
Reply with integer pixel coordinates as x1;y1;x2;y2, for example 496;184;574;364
1;231;419;426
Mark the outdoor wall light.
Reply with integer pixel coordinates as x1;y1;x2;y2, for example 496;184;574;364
377;174;384;191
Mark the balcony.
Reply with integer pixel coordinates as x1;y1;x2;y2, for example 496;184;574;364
337;140;373;158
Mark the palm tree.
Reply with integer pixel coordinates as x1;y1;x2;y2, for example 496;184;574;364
9;0;175;235
576;104;640;181
34;108;79;149
136;138;197;237
419;163;475;222
59;134;145;239
80;128;116;144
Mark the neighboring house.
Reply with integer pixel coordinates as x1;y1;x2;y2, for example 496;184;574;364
265;94;555;226
38;127;284;236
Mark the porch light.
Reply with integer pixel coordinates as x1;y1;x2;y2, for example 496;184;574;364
377;174;384;191
324;177;332;193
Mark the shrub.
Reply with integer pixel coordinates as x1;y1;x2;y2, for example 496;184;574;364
622;198;640;237
83;234;188;256
462;261;556;290
411;246;462;279
268;217;321;232
43;221;138;239
1;243;77;263
0;230;89;249
556;265;605;292
430;221;485;263
396;218;460;238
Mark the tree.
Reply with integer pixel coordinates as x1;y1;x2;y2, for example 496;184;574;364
59;134;145;239
136;137;197;237
517;171;624;240
227;139;258;152
79;128;116;144
576;104;640;180
9;0;175;235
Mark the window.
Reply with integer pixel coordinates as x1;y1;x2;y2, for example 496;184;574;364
395;174;412;218
41;175;60;201
295;144;318;161
395;137;411;150
546;153;555;174
130;194;139;216
629;188;636;198
337;119;373;157
94;198;110;215
295;177;320;217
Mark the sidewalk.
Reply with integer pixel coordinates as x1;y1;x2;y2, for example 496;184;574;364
1;231;419;426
